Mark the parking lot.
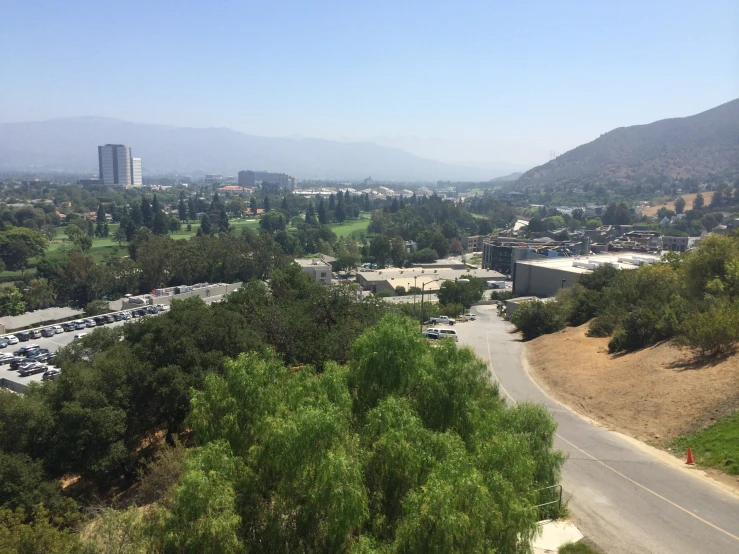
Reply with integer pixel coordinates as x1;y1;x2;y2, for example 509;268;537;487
1;294;228;389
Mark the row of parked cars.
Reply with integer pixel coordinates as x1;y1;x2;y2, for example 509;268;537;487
0;305;169;345
1;344;59;380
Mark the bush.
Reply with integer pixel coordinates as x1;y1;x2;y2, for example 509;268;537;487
510;300;565;341
677;302;739;358
84;299;110;316
607;330;628;354
410;248;439;263
586;317;615;337
394;286;406;296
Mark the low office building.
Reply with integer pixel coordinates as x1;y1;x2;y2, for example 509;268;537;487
463;235;484;252
356;267;504;296
514;253;661;298
295;258;332;285
662;235;701;252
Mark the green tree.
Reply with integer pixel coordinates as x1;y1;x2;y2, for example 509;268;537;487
84;299;110;316
95;203;106;237
317;198;328;225
437;276;486;309
0;227;48;273
141;196;153;228
178;192;188;221
259;211;287;233
0;286;25;316
114;225;127;246
263;197;270;212
510;300;566;340
370;235;392;268
218;208;230;233
23;278;55;311
693;192;705;210
198;214;212;236
188;197;197;221
675;196;686;214
152;211;169;235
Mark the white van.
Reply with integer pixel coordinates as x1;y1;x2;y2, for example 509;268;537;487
424;327;458;342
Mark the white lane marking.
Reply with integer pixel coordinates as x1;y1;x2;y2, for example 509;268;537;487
484;330;739;543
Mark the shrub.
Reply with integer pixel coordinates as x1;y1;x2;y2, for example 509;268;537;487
410;248;439;263
510;300;565;341
394;286;406;296
84;299;110;316
567;286;601;326
677;302;739;358
586;317;615;338
607;330;628;354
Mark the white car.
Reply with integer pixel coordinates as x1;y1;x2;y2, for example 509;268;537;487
463;313;476;320
73;333;87;341
53;325;64;334
7;336;18;345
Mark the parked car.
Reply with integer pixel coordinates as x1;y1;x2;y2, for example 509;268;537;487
15;331;31;342
41;327;56;337
0;338;8;348
27;349;51;363
10;357;30;370
122;311;131;319
84;319;96;328
113;312;125;321
131;309;145;318
62;322;76;332
42;368;61;381
31;329;42;339
423;327;458;342
53;325;64;334
74;320;86;330
105;314;115;323
14;344;40;356
423;329;440;340
93;316;106;326
0;353;14;364
73;333;87;341
462;313;476;320
6;336;18;345
428;316;455;326
19;363;47;376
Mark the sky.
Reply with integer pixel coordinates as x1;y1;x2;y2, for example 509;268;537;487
1;0;737;167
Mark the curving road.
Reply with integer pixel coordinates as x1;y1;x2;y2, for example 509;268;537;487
459;305;739;554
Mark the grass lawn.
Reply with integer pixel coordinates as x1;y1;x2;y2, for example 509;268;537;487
328;218;370;239
669;412;739;475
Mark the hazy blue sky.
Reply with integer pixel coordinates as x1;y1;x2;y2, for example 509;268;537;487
1;0;737;166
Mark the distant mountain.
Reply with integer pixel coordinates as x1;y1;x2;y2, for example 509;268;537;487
0;117;501;182
514;99;739;189
490;172;523;182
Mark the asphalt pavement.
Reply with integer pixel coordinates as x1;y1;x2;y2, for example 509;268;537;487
1;295;227;387
458;306;739;554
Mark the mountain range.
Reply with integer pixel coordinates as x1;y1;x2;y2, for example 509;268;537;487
515;98;739;189
0;117;517;182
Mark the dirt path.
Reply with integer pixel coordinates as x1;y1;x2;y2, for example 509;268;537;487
525;323;739;445
640;191;715;217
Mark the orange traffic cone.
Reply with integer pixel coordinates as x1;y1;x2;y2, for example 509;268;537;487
686;447;696;465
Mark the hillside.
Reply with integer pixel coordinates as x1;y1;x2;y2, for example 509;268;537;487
525;324;739;447
0;117;498;182
515;99;739;189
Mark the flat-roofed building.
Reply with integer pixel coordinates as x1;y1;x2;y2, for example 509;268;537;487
356;267;504;296
514;253;661;298
295;258;332;285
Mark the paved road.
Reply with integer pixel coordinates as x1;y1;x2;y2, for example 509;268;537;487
458;306;739;554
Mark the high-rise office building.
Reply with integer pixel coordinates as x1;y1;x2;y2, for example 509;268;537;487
98;144;132;186
131;157;142;186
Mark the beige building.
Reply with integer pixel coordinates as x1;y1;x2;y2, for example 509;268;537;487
514;253;661;298
295;258;332;285
463;235;484;252
356;267;504;295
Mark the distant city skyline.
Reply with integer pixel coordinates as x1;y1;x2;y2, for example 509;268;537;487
1;1;737;166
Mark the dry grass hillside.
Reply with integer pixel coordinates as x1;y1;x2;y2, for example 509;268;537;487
515;98;739;189
525;323;739;444
639;191;715;217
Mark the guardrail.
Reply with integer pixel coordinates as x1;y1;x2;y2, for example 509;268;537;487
534;484;563;515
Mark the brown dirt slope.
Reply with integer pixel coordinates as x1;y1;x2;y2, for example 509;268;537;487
525;323;739;445
640;191;715;217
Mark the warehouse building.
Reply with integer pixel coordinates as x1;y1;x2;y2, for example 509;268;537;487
513;253;661;298
356;267;505;296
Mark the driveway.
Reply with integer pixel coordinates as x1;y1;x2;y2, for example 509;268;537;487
457;306;739;553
